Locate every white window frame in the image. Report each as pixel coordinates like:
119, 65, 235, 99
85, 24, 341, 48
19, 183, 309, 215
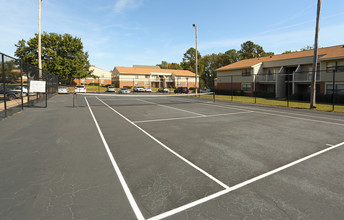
325, 83, 344, 95
241, 83, 251, 93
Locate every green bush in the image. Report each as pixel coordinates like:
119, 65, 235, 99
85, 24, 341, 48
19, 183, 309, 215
88, 82, 99, 86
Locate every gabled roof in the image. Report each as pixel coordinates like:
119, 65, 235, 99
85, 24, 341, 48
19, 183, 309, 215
216, 45, 344, 72
115, 66, 196, 76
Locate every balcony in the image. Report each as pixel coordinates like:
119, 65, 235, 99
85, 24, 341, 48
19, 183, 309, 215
294, 71, 320, 82
256, 74, 276, 82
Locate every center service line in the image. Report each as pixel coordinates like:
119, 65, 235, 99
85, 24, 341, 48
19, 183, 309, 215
148, 141, 344, 220
85, 97, 145, 220
96, 97, 230, 190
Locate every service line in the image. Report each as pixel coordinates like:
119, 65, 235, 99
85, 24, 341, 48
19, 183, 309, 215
136, 98, 206, 117
133, 111, 254, 124
96, 97, 229, 190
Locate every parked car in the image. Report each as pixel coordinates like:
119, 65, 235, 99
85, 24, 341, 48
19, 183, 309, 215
107, 86, 115, 92
145, 88, 152, 92
158, 87, 169, 93
0, 87, 21, 101
200, 89, 211, 93
7, 85, 28, 96
74, 85, 86, 93
119, 87, 130, 94
174, 87, 189, 94
58, 86, 69, 94
133, 86, 145, 92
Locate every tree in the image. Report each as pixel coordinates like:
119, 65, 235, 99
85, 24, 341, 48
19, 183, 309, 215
0, 60, 20, 85
181, 47, 201, 73
238, 41, 274, 60
15, 32, 92, 84
157, 61, 182, 70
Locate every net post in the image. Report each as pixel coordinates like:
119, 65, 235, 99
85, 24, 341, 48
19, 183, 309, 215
213, 91, 215, 102
73, 92, 76, 108
332, 69, 335, 111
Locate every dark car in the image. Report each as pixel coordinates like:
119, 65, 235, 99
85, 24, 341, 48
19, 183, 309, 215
174, 87, 189, 94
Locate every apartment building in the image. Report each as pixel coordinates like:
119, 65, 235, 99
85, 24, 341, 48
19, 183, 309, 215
74, 65, 112, 86
112, 65, 199, 89
216, 45, 344, 98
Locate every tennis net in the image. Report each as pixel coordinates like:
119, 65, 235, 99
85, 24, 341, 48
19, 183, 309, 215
73, 92, 215, 108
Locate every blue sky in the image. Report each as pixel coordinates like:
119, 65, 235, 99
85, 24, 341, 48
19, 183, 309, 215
1, 0, 344, 71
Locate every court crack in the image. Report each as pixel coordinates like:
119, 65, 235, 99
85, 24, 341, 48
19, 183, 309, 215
256, 192, 292, 220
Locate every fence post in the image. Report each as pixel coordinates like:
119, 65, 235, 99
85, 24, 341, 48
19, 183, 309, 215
2, 54, 7, 117
20, 60, 24, 110
332, 69, 335, 111
286, 73, 289, 107
231, 75, 233, 102
254, 75, 257, 104
45, 76, 48, 108
73, 92, 76, 108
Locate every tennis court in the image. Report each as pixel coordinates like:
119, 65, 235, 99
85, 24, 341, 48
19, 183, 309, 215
77, 93, 344, 219
1, 93, 344, 219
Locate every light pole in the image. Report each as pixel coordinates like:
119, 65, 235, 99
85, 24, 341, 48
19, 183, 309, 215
38, 0, 42, 79
193, 24, 198, 96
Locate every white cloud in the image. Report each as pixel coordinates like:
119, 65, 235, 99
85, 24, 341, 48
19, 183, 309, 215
114, 0, 143, 14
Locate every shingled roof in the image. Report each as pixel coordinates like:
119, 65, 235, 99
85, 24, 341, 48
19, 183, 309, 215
115, 66, 196, 76
216, 45, 344, 72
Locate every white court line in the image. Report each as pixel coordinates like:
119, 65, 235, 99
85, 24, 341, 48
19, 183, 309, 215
148, 141, 344, 220
133, 111, 254, 124
202, 102, 344, 123
84, 97, 145, 220
201, 103, 344, 126
137, 99, 206, 117
96, 97, 229, 190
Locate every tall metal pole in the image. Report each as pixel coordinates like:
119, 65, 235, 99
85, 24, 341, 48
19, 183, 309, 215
310, 0, 322, 109
193, 24, 198, 96
38, 0, 42, 79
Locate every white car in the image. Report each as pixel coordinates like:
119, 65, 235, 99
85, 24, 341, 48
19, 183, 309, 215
145, 88, 152, 92
74, 85, 87, 93
133, 86, 145, 92
7, 85, 28, 96
58, 86, 69, 94
107, 86, 115, 92
119, 87, 130, 94
158, 87, 169, 93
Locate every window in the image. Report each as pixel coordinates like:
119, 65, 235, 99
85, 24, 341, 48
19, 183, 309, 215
135, 75, 139, 79
145, 80, 150, 86
101, 79, 104, 84
242, 69, 251, 76
145, 75, 150, 78
135, 81, 139, 86
326, 84, 344, 95
327, 61, 344, 72
177, 77, 181, 86
242, 83, 251, 93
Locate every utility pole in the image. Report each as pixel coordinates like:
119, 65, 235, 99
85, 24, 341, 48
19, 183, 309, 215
310, 0, 322, 109
193, 24, 198, 96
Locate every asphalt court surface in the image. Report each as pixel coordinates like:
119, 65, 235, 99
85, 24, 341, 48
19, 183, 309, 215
82, 94, 344, 219
1, 94, 344, 220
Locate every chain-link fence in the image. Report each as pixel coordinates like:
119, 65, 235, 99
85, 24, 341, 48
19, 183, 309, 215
0, 52, 58, 119
215, 70, 344, 111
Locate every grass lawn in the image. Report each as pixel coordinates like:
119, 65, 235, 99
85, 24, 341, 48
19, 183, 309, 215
213, 95, 344, 113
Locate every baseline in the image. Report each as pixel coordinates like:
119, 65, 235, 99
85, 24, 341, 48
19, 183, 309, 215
148, 141, 344, 220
